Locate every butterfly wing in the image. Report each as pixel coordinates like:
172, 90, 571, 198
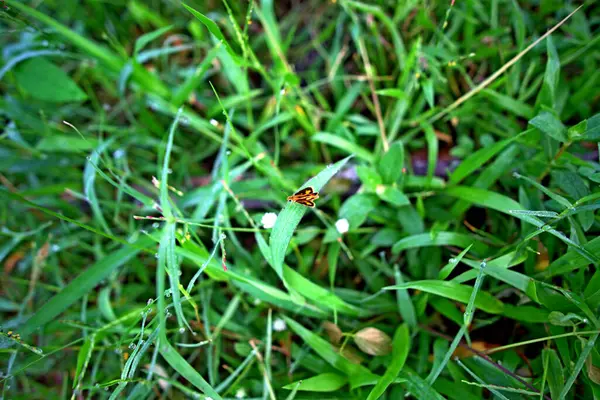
294, 187, 315, 196
294, 198, 315, 208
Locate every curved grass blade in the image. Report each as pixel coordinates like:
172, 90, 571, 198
392, 232, 487, 255
269, 155, 352, 279
366, 324, 410, 400
19, 236, 153, 337
283, 372, 348, 392
384, 280, 503, 314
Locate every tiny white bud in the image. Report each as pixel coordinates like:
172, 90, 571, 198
273, 318, 287, 332
261, 212, 278, 229
335, 218, 349, 234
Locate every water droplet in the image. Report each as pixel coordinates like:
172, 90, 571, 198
226, 151, 231, 155
129, 343, 136, 349
154, 253, 159, 259
449, 258, 456, 263
165, 289, 172, 297
167, 168, 172, 174
51, 244, 60, 252
480, 260, 487, 268
152, 222, 160, 228
147, 298, 153, 305
179, 327, 185, 334
86, 156, 91, 161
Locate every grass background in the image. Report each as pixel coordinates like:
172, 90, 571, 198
1, 1, 600, 399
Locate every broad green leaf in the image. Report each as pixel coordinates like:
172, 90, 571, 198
366, 324, 410, 400
15, 58, 87, 103
269, 155, 352, 278
283, 373, 348, 392
377, 185, 410, 207
339, 193, 378, 229
377, 141, 405, 184
356, 165, 383, 190
529, 111, 567, 142
385, 280, 504, 314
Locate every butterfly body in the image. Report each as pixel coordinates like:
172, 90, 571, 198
287, 187, 319, 208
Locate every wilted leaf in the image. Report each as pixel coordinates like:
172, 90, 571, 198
323, 321, 343, 345
354, 327, 392, 356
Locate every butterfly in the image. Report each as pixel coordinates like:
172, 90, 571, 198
287, 186, 319, 208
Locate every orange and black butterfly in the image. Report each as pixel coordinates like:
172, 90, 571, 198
287, 186, 319, 208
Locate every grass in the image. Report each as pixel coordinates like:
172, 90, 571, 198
1, 1, 600, 399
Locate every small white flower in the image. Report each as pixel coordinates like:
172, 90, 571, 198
113, 149, 125, 159
210, 118, 219, 127
235, 388, 246, 398
335, 218, 349, 234
273, 318, 287, 332
261, 212, 278, 229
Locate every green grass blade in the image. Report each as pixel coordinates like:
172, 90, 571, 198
269, 155, 352, 279
392, 232, 487, 255
366, 324, 410, 400
19, 236, 152, 337
312, 133, 374, 162
385, 280, 503, 314
283, 372, 348, 392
